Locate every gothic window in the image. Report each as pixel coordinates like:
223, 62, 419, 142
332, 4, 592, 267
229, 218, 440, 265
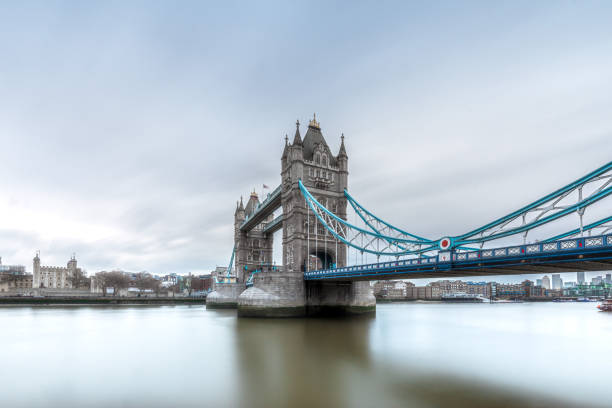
309, 168, 312, 177
317, 224, 326, 235
322, 154, 327, 167
315, 169, 319, 178
315, 153, 320, 165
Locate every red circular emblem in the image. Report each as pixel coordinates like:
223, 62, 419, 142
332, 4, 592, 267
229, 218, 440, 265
439, 237, 452, 250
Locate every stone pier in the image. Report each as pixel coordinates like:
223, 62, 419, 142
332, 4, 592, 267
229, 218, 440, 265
206, 282, 243, 309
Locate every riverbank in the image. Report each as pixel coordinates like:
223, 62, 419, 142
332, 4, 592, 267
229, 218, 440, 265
0, 296, 206, 306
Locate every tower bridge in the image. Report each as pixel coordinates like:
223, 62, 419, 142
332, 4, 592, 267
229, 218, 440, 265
207, 115, 612, 317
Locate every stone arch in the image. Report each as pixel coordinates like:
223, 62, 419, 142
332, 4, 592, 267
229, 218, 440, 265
306, 248, 335, 270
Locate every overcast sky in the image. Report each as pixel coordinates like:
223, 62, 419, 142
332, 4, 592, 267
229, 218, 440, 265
1, 1, 610, 283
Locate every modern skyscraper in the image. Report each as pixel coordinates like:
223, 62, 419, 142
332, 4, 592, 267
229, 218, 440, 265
536, 279, 542, 287
577, 271, 585, 284
552, 274, 563, 290
542, 275, 551, 290
606, 274, 611, 284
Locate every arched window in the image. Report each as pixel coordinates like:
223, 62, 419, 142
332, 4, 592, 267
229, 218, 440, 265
322, 154, 327, 167
315, 153, 320, 165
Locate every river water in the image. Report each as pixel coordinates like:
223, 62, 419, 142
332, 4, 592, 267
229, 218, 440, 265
1, 302, 611, 408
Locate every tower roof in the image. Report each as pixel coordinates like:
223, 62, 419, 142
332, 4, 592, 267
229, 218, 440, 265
245, 190, 260, 216
302, 114, 337, 165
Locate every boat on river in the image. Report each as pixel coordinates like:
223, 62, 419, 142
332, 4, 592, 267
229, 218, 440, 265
597, 299, 612, 312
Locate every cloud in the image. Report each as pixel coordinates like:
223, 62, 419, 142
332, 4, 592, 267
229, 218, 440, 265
0, 1, 610, 282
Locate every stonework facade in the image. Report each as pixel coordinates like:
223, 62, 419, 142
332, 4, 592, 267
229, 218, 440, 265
281, 115, 348, 273
32, 253, 81, 289
234, 192, 274, 283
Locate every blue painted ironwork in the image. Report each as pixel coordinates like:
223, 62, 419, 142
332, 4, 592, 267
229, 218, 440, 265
299, 180, 434, 257
452, 161, 612, 246
543, 215, 612, 243
344, 189, 431, 242
299, 161, 611, 260
304, 234, 612, 280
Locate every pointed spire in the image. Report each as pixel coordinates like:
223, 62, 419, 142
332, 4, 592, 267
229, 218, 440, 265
292, 119, 302, 145
338, 133, 347, 157
282, 134, 289, 158
239, 196, 244, 211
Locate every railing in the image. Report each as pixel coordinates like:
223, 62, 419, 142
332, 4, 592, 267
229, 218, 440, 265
304, 234, 612, 279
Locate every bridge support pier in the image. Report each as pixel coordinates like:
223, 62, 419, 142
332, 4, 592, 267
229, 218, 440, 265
237, 271, 306, 317
306, 281, 376, 316
206, 282, 244, 309
236, 271, 375, 317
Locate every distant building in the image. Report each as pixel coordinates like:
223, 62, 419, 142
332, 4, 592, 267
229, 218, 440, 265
577, 271, 585, 284
564, 282, 611, 298
373, 280, 412, 298
542, 275, 551, 290
606, 274, 612, 285
0, 274, 33, 292
191, 274, 213, 292
592, 276, 603, 285
429, 280, 466, 295
536, 279, 542, 287
33, 253, 82, 289
552, 274, 563, 290
0, 257, 26, 275
211, 266, 232, 283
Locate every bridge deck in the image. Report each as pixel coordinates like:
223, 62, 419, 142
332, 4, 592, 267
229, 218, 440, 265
304, 234, 612, 281
240, 185, 282, 232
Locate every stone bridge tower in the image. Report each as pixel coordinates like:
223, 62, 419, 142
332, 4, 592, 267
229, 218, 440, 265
234, 192, 274, 283
281, 115, 348, 274
236, 115, 375, 317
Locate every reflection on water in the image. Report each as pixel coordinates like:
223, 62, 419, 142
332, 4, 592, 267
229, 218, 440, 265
0, 303, 610, 407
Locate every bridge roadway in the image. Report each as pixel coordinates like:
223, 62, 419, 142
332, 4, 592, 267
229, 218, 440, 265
304, 234, 612, 281
240, 185, 282, 232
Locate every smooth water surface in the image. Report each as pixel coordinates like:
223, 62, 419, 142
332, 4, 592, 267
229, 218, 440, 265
1, 302, 611, 408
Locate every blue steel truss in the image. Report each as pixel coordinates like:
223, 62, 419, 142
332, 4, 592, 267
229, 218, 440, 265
299, 180, 435, 258
453, 161, 612, 247
299, 161, 612, 258
305, 234, 612, 281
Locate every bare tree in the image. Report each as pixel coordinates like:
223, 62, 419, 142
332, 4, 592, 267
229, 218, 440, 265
67, 269, 89, 290
95, 271, 130, 296
133, 274, 161, 295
